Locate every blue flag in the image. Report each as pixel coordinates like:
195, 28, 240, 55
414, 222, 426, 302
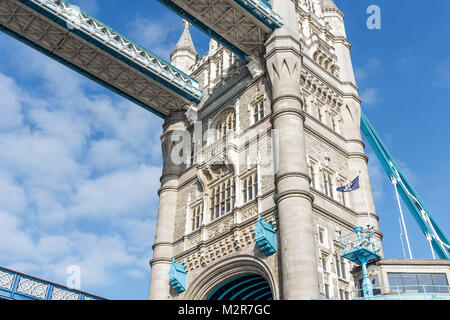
336, 176, 360, 192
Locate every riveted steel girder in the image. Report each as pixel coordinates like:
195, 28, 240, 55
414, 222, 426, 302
0, 0, 202, 118
157, 0, 283, 59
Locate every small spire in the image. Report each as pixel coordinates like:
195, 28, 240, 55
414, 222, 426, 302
173, 19, 197, 55
170, 19, 198, 73
321, 0, 337, 10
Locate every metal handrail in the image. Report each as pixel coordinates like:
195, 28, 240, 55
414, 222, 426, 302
29, 0, 202, 100
350, 285, 450, 300
337, 229, 382, 255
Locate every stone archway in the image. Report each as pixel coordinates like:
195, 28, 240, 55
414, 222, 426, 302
184, 255, 278, 300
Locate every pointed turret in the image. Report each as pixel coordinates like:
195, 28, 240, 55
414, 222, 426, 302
321, 0, 346, 37
321, 0, 338, 11
170, 20, 198, 74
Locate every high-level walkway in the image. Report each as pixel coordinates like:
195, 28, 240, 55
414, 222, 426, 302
0, 0, 202, 118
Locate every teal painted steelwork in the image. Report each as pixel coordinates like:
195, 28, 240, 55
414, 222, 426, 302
242, 285, 270, 300
361, 112, 450, 260
205, 274, 249, 300
232, 0, 283, 30
254, 291, 272, 300
156, 0, 283, 59
206, 274, 273, 300
156, 0, 248, 60
254, 216, 277, 256
220, 277, 262, 300
0, 24, 167, 119
337, 226, 382, 298
0, 266, 104, 300
168, 258, 187, 293
228, 281, 267, 300
351, 285, 450, 300
3, 0, 201, 118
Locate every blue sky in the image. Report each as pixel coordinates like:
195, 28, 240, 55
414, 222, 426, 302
0, 0, 448, 299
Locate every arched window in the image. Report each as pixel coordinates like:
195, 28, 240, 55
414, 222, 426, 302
242, 172, 258, 204
213, 110, 236, 141
251, 98, 265, 124
323, 170, 334, 199
191, 204, 203, 231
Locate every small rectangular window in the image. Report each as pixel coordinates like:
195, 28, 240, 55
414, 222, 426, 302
191, 204, 203, 231
321, 253, 328, 272
252, 99, 265, 124
309, 164, 316, 189
323, 171, 334, 198
334, 254, 341, 278
242, 173, 258, 204
324, 284, 330, 299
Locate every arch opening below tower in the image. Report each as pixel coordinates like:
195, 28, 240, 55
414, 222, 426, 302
206, 274, 273, 301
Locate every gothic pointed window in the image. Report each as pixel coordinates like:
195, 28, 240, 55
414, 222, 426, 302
308, 160, 317, 189
191, 204, 203, 231
323, 170, 334, 199
213, 110, 236, 141
242, 172, 258, 204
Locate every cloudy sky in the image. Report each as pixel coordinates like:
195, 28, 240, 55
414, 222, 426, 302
0, 0, 449, 299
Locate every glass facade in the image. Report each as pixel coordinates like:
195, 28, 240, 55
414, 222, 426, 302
387, 273, 449, 293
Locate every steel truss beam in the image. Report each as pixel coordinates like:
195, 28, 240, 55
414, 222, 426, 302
0, 0, 202, 118
157, 0, 283, 59
361, 112, 450, 260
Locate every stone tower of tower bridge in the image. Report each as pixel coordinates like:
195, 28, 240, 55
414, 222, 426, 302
148, 0, 382, 300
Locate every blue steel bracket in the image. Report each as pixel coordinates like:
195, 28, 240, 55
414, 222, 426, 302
168, 258, 187, 294
254, 216, 277, 256
361, 112, 450, 260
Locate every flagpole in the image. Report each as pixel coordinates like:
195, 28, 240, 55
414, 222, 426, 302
359, 170, 373, 229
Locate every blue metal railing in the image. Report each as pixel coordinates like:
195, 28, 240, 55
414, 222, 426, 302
0, 266, 104, 300
20, 0, 202, 103
351, 285, 450, 300
337, 228, 382, 258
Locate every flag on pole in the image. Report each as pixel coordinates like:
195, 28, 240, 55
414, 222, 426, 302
336, 176, 360, 192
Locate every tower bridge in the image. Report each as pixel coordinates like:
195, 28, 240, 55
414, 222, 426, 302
0, 0, 449, 301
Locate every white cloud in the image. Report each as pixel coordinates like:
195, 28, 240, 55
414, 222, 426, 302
127, 16, 183, 60
355, 58, 381, 83
433, 59, 450, 88
360, 87, 379, 106
0, 172, 27, 214
68, 165, 161, 218
367, 152, 386, 203
0, 73, 23, 130
70, 0, 99, 15
0, 35, 164, 297
87, 139, 137, 172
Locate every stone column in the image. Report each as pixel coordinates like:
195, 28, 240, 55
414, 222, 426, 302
149, 110, 187, 300
265, 0, 320, 300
